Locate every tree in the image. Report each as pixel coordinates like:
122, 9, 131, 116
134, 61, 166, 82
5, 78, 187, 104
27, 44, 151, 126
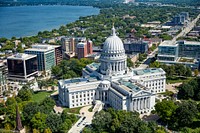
5, 97, 16, 106
51, 65, 62, 77
46, 113, 62, 132
194, 69, 199, 77
150, 61, 160, 68
177, 83, 194, 100
185, 67, 192, 77
175, 64, 186, 76
31, 112, 47, 132
44, 128, 52, 133
40, 97, 55, 114
155, 100, 177, 123
61, 109, 77, 123
23, 102, 40, 123
92, 111, 112, 132
0, 103, 5, 115
17, 87, 32, 101
127, 58, 133, 67
33, 129, 40, 133
174, 101, 198, 127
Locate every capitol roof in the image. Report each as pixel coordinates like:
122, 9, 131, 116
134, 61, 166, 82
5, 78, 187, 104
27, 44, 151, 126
102, 26, 125, 54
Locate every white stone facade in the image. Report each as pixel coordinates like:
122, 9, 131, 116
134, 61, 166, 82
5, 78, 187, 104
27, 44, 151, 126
132, 68, 166, 93
58, 27, 165, 114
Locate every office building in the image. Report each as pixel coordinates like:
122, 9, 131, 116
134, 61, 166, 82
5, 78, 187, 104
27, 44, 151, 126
167, 12, 189, 26
25, 45, 55, 71
51, 45, 63, 65
77, 42, 87, 59
0, 61, 7, 97
59, 27, 166, 114
124, 39, 149, 53
77, 41, 93, 59
157, 40, 200, 70
7, 53, 38, 81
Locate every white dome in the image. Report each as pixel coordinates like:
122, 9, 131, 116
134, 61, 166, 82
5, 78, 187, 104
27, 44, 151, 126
102, 27, 125, 54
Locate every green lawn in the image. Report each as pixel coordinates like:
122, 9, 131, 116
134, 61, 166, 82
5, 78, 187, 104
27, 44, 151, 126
64, 107, 82, 114
31, 91, 53, 103
167, 76, 193, 84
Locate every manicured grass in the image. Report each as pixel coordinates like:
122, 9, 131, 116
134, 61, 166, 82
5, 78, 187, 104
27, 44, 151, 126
167, 76, 193, 84
31, 91, 53, 103
64, 107, 82, 114
88, 106, 93, 112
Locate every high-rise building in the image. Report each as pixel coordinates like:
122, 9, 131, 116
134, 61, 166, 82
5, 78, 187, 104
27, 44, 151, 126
7, 53, 38, 81
51, 45, 63, 65
0, 61, 7, 97
87, 40, 93, 55
25, 45, 55, 71
61, 37, 75, 53
77, 42, 87, 59
77, 40, 93, 59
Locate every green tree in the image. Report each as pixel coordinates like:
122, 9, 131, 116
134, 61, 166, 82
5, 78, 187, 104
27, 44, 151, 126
23, 102, 40, 123
127, 58, 133, 67
174, 101, 198, 127
92, 111, 112, 132
46, 113, 62, 132
5, 97, 16, 106
194, 69, 199, 77
155, 100, 177, 123
177, 83, 194, 100
31, 112, 47, 132
17, 87, 32, 101
185, 67, 192, 77
39, 97, 55, 114
44, 128, 52, 133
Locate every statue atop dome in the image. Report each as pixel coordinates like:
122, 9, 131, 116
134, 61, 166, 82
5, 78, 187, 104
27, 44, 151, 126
112, 23, 116, 36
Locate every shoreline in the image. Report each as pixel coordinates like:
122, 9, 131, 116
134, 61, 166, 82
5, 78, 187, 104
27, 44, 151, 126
0, 5, 100, 39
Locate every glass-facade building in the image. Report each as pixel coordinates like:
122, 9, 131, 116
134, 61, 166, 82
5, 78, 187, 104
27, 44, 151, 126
157, 44, 178, 61
178, 41, 200, 59
25, 45, 55, 71
157, 40, 200, 70
7, 54, 38, 81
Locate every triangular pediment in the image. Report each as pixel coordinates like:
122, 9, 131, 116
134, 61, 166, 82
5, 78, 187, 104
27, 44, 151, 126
132, 90, 152, 97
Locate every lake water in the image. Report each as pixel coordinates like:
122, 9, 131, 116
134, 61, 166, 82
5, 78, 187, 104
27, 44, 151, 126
0, 5, 99, 38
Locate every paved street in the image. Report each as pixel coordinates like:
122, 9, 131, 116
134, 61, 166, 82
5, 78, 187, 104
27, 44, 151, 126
68, 105, 95, 133
138, 48, 158, 68
172, 13, 200, 42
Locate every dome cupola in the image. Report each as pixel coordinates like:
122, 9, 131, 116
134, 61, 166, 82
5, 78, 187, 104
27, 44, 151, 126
103, 26, 125, 54
99, 26, 127, 76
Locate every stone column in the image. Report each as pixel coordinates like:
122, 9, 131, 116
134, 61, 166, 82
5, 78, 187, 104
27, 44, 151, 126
140, 98, 143, 110
137, 99, 140, 110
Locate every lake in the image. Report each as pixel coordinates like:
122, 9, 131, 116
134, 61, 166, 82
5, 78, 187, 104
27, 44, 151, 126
0, 5, 99, 38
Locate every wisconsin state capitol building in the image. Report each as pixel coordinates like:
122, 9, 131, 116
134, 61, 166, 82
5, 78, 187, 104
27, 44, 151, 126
58, 27, 166, 114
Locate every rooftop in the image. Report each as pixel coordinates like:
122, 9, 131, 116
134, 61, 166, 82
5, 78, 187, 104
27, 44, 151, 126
61, 77, 98, 86
178, 40, 200, 45
118, 80, 141, 93
178, 57, 195, 63
25, 44, 55, 52
132, 68, 164, 76
159, 40, 176, 46
7, 53, 36, 60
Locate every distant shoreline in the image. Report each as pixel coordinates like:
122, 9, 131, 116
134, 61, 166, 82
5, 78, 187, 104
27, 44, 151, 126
0, 5, 100, 39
